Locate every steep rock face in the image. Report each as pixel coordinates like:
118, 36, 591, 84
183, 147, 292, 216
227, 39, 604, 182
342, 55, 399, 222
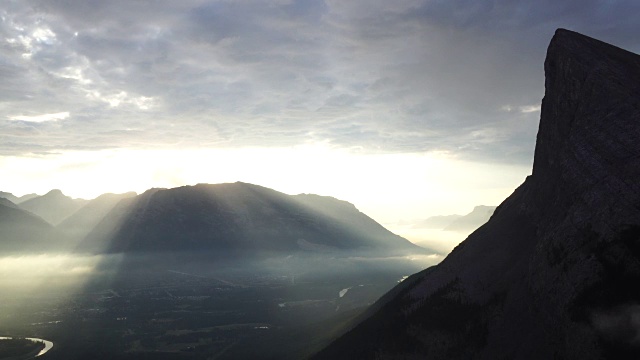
79, 182, 421, 256
314, 29, 640, 359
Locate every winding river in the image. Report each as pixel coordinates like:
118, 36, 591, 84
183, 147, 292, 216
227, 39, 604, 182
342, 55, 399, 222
0, 336, 53, 358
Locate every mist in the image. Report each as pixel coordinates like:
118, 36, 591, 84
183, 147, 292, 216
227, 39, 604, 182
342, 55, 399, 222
0, 248, 431, 359
0, 182, 438, 359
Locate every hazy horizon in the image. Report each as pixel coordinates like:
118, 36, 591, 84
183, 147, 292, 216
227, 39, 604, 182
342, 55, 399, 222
0, 176, 503, 253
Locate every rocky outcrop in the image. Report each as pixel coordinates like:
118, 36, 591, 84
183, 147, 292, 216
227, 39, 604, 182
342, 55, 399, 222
314, 29, 640, 359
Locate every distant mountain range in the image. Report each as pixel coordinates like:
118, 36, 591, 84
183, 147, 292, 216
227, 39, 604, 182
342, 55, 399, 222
0, 184, 424, 257
54, 192, 137, 247
0, 191, 38, 204
0, 190, 131, 253
417, 205, 496, 231
19, 189, 88, 225
314, 29, 640, 359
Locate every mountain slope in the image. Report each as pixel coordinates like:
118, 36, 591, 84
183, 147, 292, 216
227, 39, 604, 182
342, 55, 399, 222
54, 192, 137, 248
0, 197, 19, 209
314, 29, 640, 359
0, 192, 38, 204
79, 182, 422, 256
19, 190, 88, 225
0, 192, 20, 204
16, 193, 39, 203
0, 198, 53, 253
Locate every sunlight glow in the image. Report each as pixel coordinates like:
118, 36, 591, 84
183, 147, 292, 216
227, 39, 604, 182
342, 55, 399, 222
0, 254, 104, 293
0, 145, 529, 240
8, 112, 70, 122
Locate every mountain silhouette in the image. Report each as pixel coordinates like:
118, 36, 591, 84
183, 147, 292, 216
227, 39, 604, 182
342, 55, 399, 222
443, 205, 496, 232
19, 190, 88, 225
0, 191, 39, 204
417, 205, 496, 231
314, 29, 640, 359
54, 192, 137, 248
0, 191, 19, 203
78, 182, 423, 256
0, 197, 52, 253
415, 214, 462, 229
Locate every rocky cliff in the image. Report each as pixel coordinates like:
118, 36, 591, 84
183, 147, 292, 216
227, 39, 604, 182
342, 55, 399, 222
314, 29, 640, 359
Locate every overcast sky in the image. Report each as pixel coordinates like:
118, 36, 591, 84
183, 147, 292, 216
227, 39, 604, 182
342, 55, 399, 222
1, 0, 640, 244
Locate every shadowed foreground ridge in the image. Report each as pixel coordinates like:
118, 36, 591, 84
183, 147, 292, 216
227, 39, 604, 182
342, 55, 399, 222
314, 29, 640, 359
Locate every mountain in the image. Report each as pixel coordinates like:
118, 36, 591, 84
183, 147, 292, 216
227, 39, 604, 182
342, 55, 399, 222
0, 197, 53, 253
0, 191, 19, 204
19, 190, 88, 225
54, 192, 137, 247
0, 197, 18, 209
415, 206, 496, 231
443, 205, 496, 232
79, 182, 423, 256
0, 191, 38, 204
16, 193, 39, 203
414, 214, 462, 229
314, 29, 640, 359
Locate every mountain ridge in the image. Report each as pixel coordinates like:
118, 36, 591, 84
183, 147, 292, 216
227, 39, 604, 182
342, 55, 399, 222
0, 191, 39, 204
19, 189, 88, 225
77, 182, 424, 257
442, 205, 496, 232
53, 192, 137, 248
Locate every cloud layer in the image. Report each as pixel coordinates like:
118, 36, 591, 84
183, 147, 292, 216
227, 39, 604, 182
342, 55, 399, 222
1, 0, 639, 163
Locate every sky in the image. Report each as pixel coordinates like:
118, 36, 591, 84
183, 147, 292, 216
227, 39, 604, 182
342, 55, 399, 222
1, 0, 640, 246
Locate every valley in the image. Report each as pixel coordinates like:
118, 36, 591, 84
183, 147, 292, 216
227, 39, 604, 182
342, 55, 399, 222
1, 255, 419, 359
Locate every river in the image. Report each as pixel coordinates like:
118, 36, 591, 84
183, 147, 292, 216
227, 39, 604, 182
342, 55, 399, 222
0, 336, 53, 357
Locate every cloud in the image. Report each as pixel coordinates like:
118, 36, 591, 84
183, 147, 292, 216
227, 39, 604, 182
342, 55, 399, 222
519, 105, 541, 113
9, 112, 70, 122
0, 1, 638, 163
